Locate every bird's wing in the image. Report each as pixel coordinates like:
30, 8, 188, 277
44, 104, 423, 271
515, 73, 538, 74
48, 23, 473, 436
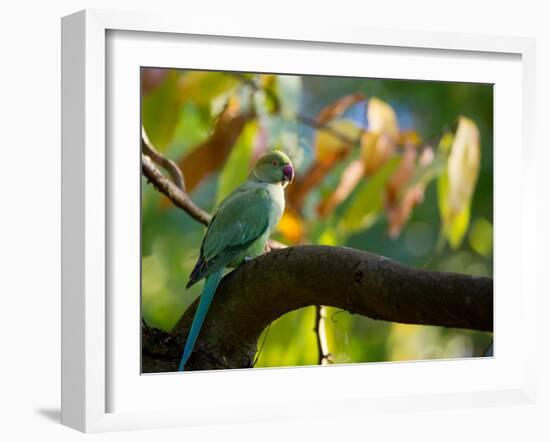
187, 186, 271, 286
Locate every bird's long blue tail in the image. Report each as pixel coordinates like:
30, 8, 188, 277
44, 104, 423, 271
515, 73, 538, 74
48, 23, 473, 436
178, 269, 223, 371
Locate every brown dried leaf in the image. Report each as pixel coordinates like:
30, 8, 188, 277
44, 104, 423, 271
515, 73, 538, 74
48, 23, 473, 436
360, 98, 400, 176
316, 160, 365, 217
387, 185, 425, 239
385, 145, 417, 206
176, 98, 251, 192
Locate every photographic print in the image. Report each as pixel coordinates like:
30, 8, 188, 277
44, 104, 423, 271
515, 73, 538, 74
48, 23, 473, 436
140, 68, 493, 373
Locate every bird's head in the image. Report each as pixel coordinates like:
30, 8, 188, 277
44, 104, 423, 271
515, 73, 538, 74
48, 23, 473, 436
252, 151, 294, 188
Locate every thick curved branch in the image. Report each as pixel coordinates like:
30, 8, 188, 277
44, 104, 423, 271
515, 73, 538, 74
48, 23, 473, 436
142, 245, 493, 373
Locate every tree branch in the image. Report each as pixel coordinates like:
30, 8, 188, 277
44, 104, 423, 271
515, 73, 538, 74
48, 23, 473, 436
142, 245, 493, 373
142, 153, 212, 226
141, 127, 186, 191
314, 305, 331, 365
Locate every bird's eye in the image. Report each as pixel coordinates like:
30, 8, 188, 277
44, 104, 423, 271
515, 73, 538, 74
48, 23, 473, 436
272, 160, 279, 166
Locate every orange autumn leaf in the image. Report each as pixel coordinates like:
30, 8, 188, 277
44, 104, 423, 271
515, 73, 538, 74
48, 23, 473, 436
316, 160, 365, 217
386, 145, 417, 206
177, 96, 251, 192
277, 209, 305, 244
385, 145, 436, 238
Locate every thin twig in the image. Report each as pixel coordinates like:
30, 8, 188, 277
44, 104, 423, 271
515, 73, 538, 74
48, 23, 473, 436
141, 127, 186, 191
252, 324, 272, 366
314, 305, 331, 365
141, 153, 212, 226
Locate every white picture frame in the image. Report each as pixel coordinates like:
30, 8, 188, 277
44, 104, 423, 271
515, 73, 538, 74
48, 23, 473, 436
61, 9, 537, 433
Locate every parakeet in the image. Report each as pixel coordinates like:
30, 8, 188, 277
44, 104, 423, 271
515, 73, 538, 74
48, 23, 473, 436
178, 150, 294, 371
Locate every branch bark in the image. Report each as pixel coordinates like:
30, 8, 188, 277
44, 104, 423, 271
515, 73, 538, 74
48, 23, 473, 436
142, 153, 212, 226
142, 245, 493, 373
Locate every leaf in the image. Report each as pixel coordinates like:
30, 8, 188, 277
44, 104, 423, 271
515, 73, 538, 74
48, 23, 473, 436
437, 166, 470, 249
276, 209, 305, 244
215, 122, 257, 204
316, 119, 362, 163
447, 116, 481, 215
468, 218, 493, 257
177, 96, 251, 192
367, 97, 399, 136
339, 157, 401, 233
169, 103, 211, 158
387, 185, 425, 239
315, 93, 366, 125
360, 98, 400, 175
316, 160, 365, 217
406, 147, 445, 190
385, 146, 441, 238
437, 117, 481, 249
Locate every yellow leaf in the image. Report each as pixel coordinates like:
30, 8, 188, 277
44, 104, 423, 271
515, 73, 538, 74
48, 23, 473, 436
447, 116, 481, 215
367, 97, 399, 137
437, 117, 481, 249
315, 119, 362, 163
277, 210, 305, 244
358, 98, 400, 175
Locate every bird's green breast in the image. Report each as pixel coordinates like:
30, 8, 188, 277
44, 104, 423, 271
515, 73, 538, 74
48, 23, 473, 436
229, 182, 285, 267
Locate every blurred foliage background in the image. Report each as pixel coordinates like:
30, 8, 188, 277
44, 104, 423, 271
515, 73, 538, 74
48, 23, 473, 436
141, 68, 493, 368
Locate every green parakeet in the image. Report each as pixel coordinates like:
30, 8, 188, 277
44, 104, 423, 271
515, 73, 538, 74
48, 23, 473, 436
179, 150, 294, 371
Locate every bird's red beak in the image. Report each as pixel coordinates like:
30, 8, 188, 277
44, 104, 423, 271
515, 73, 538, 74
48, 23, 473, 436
282, 164, 294, 183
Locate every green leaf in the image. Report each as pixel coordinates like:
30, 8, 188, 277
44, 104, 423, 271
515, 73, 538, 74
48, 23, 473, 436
438, 132, 454, 153
338, 157, 401, 233
168, 103, 210, 158
468, 217, 493, 257
215, 122, 257, 204
437, 166, 471, 250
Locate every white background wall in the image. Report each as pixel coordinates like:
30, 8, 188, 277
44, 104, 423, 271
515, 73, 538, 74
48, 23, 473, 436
0, 1, 547, 440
